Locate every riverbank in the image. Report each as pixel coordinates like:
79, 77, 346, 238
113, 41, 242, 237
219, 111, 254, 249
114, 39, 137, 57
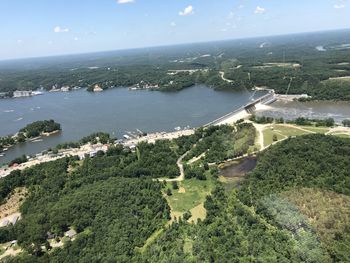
0, 86, 349, 172
0, 128, 196, 178
0, 86, 266, 164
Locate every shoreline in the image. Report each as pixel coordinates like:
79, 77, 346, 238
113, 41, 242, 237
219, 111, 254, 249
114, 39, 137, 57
0, 129, 61, 155
0, 88, 349, 175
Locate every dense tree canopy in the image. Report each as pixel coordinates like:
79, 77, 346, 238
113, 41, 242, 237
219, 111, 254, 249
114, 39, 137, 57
0, 130, 349, 262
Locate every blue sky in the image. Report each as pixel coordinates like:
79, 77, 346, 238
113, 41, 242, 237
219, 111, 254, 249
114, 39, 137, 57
0, 0, 349, 60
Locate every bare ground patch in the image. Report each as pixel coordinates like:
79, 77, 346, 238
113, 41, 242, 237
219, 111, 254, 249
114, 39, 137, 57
0, 187, 27, 220
178, 187, 186, 193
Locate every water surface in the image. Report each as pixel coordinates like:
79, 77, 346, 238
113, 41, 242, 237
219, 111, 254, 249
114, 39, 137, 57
258, 100, 350, 123
0, 85, 265, 164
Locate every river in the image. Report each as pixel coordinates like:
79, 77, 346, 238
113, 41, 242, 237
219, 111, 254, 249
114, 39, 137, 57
257, 99, 350, 123
0, 85, 266, 164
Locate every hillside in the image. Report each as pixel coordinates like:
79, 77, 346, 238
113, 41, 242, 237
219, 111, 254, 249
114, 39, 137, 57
1, 30, 350, 100
0, 131, 349, 262
139, 134, 350, 262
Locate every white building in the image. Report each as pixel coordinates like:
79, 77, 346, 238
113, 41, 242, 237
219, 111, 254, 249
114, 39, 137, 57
13, 90, 32, 98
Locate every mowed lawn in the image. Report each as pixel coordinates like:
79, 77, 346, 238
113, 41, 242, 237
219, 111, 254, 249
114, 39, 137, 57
262, 128, 286, 147
165, 177, 215, 222
331, 133, 350, 139
301, 126, 330, 134
263, 124, 316, 147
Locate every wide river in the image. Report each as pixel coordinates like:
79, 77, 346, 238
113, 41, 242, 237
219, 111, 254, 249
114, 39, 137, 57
1, 86, 350, 165
0, 85, 266, 164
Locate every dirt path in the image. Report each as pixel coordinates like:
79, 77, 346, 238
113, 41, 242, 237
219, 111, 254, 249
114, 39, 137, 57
163, 151, 190, 182
187, 152, 206, 164
219, 71, 234, 83
326, 126, 350, 135
282, 124, 316, 134
250, 122, 268, 150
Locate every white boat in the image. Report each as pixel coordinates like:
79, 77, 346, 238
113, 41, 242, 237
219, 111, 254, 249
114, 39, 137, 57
32, 91, 44, 96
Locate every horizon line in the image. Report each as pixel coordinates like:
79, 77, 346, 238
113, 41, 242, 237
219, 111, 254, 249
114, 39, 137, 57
1, 27, 349, 63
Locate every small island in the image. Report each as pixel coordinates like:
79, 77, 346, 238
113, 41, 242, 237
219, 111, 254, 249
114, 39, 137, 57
0, 120, 61, 154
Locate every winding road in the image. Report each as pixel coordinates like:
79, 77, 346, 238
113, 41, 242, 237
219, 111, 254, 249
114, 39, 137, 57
162, 150, 189, 182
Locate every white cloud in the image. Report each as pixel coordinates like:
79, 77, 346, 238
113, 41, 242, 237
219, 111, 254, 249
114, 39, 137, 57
334, 4, 345, 9
117, 0, 134, 4
17, 39, 22, 44
228, 11, 235, 19
54, 26, 69, 33
254, 6, 266, 14
179, 5, 194, 16
74, 37, 79, 41
170, 22, 176, 27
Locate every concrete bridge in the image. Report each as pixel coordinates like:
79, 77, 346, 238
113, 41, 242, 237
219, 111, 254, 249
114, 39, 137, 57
204, 91, 276, 127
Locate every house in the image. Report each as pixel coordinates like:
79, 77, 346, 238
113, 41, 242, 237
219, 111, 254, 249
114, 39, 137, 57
65, 229, 77, 239
89, 150, 98, 158
78, 153, 86, 160
129, 145, 137, 152
47, 232, 55, 239
61, 86, 70, 92
93, 84, 103, 92
13, 90, 32, 98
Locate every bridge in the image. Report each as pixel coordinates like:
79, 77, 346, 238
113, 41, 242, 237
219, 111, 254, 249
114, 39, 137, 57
204, 91, 276, 127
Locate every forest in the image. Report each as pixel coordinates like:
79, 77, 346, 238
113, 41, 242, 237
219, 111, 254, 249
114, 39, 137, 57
0, 29, 350, 100
19, 120, 61, 138
0, 127, 349, 262
138, 134, 350, 263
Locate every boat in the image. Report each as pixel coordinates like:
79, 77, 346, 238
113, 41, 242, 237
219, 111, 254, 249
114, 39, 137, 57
32, 91, 44, 96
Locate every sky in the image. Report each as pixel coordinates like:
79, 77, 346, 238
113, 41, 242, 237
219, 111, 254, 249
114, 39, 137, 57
0, 0, 349, 60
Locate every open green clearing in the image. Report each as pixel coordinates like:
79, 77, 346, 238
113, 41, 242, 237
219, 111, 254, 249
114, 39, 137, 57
300, 126, 330, 134
262, 127, 286, 147
332, 133, 350, 138
273, 124, 312, 136
165, 176, 216, 219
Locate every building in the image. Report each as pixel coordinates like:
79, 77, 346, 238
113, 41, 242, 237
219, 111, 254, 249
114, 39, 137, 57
89, 150, 98, 158
13, 90, 32, 98
61, 86, 70, 92
93, 84, 103, 92
65, 229, 77, 239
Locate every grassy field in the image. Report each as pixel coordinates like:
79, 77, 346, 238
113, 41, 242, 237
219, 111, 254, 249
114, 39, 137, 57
165, 177, 215, 222
273, 124, 312, 136
218, 176, 243, 193
301, 126, 330, 134
330, 133, 350, 138
262, 124, 322, 148
262, 127, 286, 147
